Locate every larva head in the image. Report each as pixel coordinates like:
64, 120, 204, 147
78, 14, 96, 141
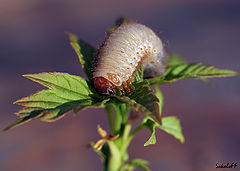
94, 77, 116, 96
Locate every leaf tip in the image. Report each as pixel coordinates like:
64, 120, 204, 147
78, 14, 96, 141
22, 74, 29, 77
66, 32, 78, 43
3, 122, 17, 131
143, 141, 155, 147
180, 137, 185, 144
22, 74, 33, 79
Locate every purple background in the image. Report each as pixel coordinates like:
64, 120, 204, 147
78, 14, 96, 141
1, 0, 239, 171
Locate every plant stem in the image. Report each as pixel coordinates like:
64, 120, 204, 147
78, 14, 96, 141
105, 105, 114, 133
122, 122, 132, 142
121, 104, 131, 124
107, 141, 121, 171
111, 104, 122, 134
103, 104, 146, 170
120, 122, 132, 162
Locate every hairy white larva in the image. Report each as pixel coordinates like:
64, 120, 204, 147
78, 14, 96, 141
93, 22, 166, 95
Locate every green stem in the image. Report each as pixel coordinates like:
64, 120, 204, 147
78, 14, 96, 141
120, 122, 132, 162
122, 122, 132, 142
107, 141, 121, 171
104, 103, 145, 170
105, 105, 114, 133
121, 104, 131, 124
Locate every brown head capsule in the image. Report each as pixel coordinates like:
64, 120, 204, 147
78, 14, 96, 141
94, 77, 116, 95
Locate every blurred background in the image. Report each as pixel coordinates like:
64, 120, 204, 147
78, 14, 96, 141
0, 0, 239, 171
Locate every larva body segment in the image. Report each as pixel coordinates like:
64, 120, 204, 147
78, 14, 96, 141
93, 23, 166, 95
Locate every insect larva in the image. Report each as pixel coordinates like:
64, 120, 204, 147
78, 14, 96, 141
93, 22, 166, 95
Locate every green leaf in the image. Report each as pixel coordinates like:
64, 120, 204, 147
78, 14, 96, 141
23, 72, 92, 99
73, 98, 110, 114
67, 32, 97, 81
5, 97, 108, 130
132, 65, 143, 83
14, 72, 93, 115
146, 62, 239, 86
40, 108, 62, 122
143, 116, 184, 145
159, 116, 185, 143
166, 54, 214, 84
115, 81, 161, 125
13, 72, 93, 109
154, 86, 163, 116
4, 72, 109, 130
4, 110, 44, 131
14, 90, 69, 108
40, 99, 102, 122
14, 107, 43, 118
129, 82, 161, 124
120, 158, 150, 171
143, 119, 156, 146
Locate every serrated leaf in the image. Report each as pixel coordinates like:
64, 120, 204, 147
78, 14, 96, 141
115, 81, 161, 125
4, 110, 44, 131
120, 158, 150, 171
4, 72, 109, 130
146, 62, 239, 85
129, 82, 161, 124
23, 72, 92, 99
67, 32, 97, 81
13, 72, 93, 109
5, 97, 108, 130
166, 54, 214, 84
159, 116, 185, 143
14, 90, 69, 108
